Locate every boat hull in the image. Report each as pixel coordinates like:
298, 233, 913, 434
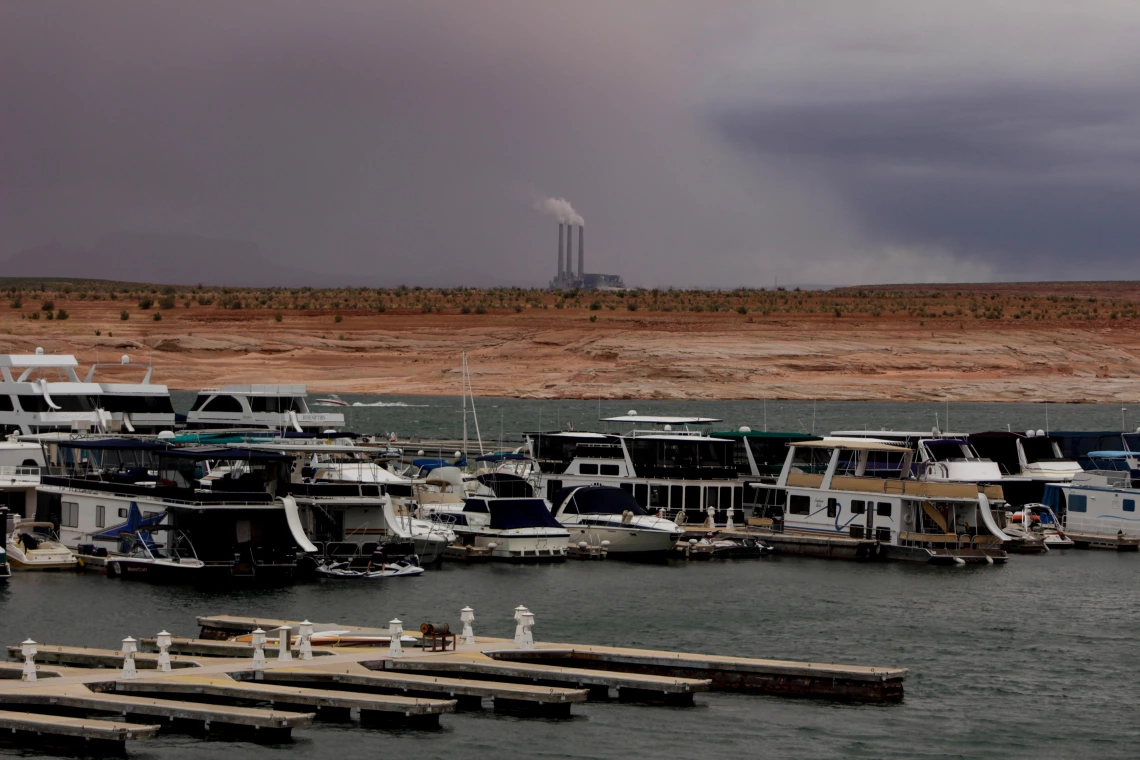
106, 558, 206, 582
464, 531, 569, 562
563, 523, 679, 556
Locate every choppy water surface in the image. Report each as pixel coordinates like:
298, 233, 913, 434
2, 398, 1138, 759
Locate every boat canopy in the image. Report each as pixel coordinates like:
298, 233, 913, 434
485, 499, 565, 530
475, 452, 529, 462
159, 447, 294, 462
601, 415, 721, 425
476, 472, 534, 498
1086, 451, 1138, 459
555, 486, 647, 516
713, 431, 821, 440
413, 456, 466, 472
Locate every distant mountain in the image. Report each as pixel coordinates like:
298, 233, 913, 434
2, 233, 329, 287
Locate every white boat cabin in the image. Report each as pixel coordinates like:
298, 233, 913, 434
186, 384, 344, 432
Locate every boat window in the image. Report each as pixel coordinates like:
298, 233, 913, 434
685, 485, 700, 510
463, 499, 490, 513
633, 483, 648, 507
62, 501, 79, 528
96, 505, 105, 528
721, 486, 733, 509
100, 395, 175, 414
1068, 494, 1087, 512
201, 395, 243, 413
566, 488, 646, 516
876, 502, 892, 517
579, 463, 598, 475
789, 494, 810, 515
249, 396, 304, 413
0, 395, 12, 412
601, 464, 620, 476
1125, 499, 1136, 513
826, 498, 838, 518
925, 441, 971, 462
851, 500, 866, 514
189, 395, 209, 411
1022, 437, 1063, 463
705, 487, 719, 509
649, 484, 668, 507
118, 508, 128, 518
670, 485, 683, 508
734, 486, 743, 509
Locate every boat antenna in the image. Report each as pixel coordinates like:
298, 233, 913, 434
1123, 405, 1128, 433
763, 399, 767, 433
466, 353, 483, 455
946, 401, 950, 432
1045, 402, 1049, 435
811, 401, 816, 434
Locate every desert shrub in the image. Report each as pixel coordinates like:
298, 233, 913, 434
120, 310, 129, 320
627, 301, 639, 311
158, 295, 176, 309
152, 312, 162, 321
41, 300, 54, 311
55, 309, 69, 320
474, 304, 487, 314
9, 298, 20, 308
275, 313, 283, 322
589, 301, 601, 311
138, 297, 153, 310
334, 314, 343, 322
737, 305, 748, 314
589, 314, 597, 322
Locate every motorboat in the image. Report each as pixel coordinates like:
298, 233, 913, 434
1001, 504, 1073, 549
551, 485, 682, 556
6, 518, 79, 570
0, 515, 9, 581
106, 527, 207, 581
313, 394, 349, 407
447, 497, 570, 562
314, 556, 424, 578
676, 532, 773, 559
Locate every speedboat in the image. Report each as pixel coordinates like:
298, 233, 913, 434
105, 527, 206, 581
6, 519, 79, 570
0, 543, 9, 581
448, 497, 570, 562
313, 394, 349, 407
315, 556, 424, 578
1002, 504, 1073, 550
551, 485, 682, 557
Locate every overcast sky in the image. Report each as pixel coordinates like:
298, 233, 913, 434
3, 1, 1139, 287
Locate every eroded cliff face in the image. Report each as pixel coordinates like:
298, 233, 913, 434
2, 301, 1138, 402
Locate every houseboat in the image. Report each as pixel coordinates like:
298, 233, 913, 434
751, 439, 1011, 564
36, 440, 315, 583
0, 351, 174, 435
527, 415, 747, 527
185, 384, 344, 432
1042, 451, 1140, 550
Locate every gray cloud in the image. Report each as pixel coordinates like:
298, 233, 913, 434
3, 1, 1139, 286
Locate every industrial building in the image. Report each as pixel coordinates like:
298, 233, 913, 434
549, 222, 625, 290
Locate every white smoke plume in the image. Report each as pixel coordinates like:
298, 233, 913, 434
534, 196, 584, 226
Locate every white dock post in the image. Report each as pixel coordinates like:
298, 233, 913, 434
298, 620, 314, 660
20, 639, 37, 682
705, 506, 715, 529
518, 609, 535, 651
513, 605, 529, 644
155, 630, 173, 673
121, 637, 138, 680
388, 619, 404, 658
251, 628, 267, 671
460, 606, 475, 645
726, 510, 735, 530
276, 626, 293, 662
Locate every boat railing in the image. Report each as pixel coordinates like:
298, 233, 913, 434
0, 465, 42, 481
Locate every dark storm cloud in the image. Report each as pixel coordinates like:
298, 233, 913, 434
4, 1, 1140, 286
717, 84, 1140, 273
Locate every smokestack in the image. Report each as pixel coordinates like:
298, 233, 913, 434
565, 224, 574, 279
577, 225, 584, 279
557, 222, 564, 279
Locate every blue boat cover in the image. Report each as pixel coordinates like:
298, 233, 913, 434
555, 486, 646, 516
92, 502, 166, 541
486, 499, 563, 530
1041, 484, 1064, 511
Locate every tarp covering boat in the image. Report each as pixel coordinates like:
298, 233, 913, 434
479, 498, 565, 530
554, 486, 647, 516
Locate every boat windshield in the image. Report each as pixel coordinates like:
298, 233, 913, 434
925, 440, 976, 462
559, 486, 647, 516
1022, 437, 1063, 463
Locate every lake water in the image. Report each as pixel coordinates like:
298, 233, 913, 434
2, 397, 1138, 758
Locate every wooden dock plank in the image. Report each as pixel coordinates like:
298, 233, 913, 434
115, 675, 455, 715
0, 684, 313, 728
0, 708, 160, 740
247, 663, 589, 704
382, 653, 710, 694
7, 644, 200, 670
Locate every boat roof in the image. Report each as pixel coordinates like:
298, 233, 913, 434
159, 446, 294, 462
794, 439, 909, 452
201, 384, 307, 395
832, 430, 966, 438
525, 431, 611, 439
627, 433, 732, 442
712, 431, 821, 440
601, 415, 722, 425
1086, 451, 1139, 459
57, 439, 171, 451
0, 354, 78, 368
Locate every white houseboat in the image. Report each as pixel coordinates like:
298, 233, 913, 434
751, 439, 1012, 564
186, 384, 344, 432
1042, 451, 1140, 550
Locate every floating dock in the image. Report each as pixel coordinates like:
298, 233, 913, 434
1065, 531, 1140, 551
1, 607, 908, 755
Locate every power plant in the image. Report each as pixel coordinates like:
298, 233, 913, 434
549, 221, 625, 291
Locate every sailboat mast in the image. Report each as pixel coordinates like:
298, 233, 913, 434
461, 352, 468, 460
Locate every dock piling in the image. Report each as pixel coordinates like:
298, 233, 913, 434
155, 631, 172, 673
19, 640, 36, 682
388, 620, 404, 658
276, 626, 292, 662
251, 628, 267, 671
120, 638, 137, 680
460, 607, 475, 645
298, 621, 314, 660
